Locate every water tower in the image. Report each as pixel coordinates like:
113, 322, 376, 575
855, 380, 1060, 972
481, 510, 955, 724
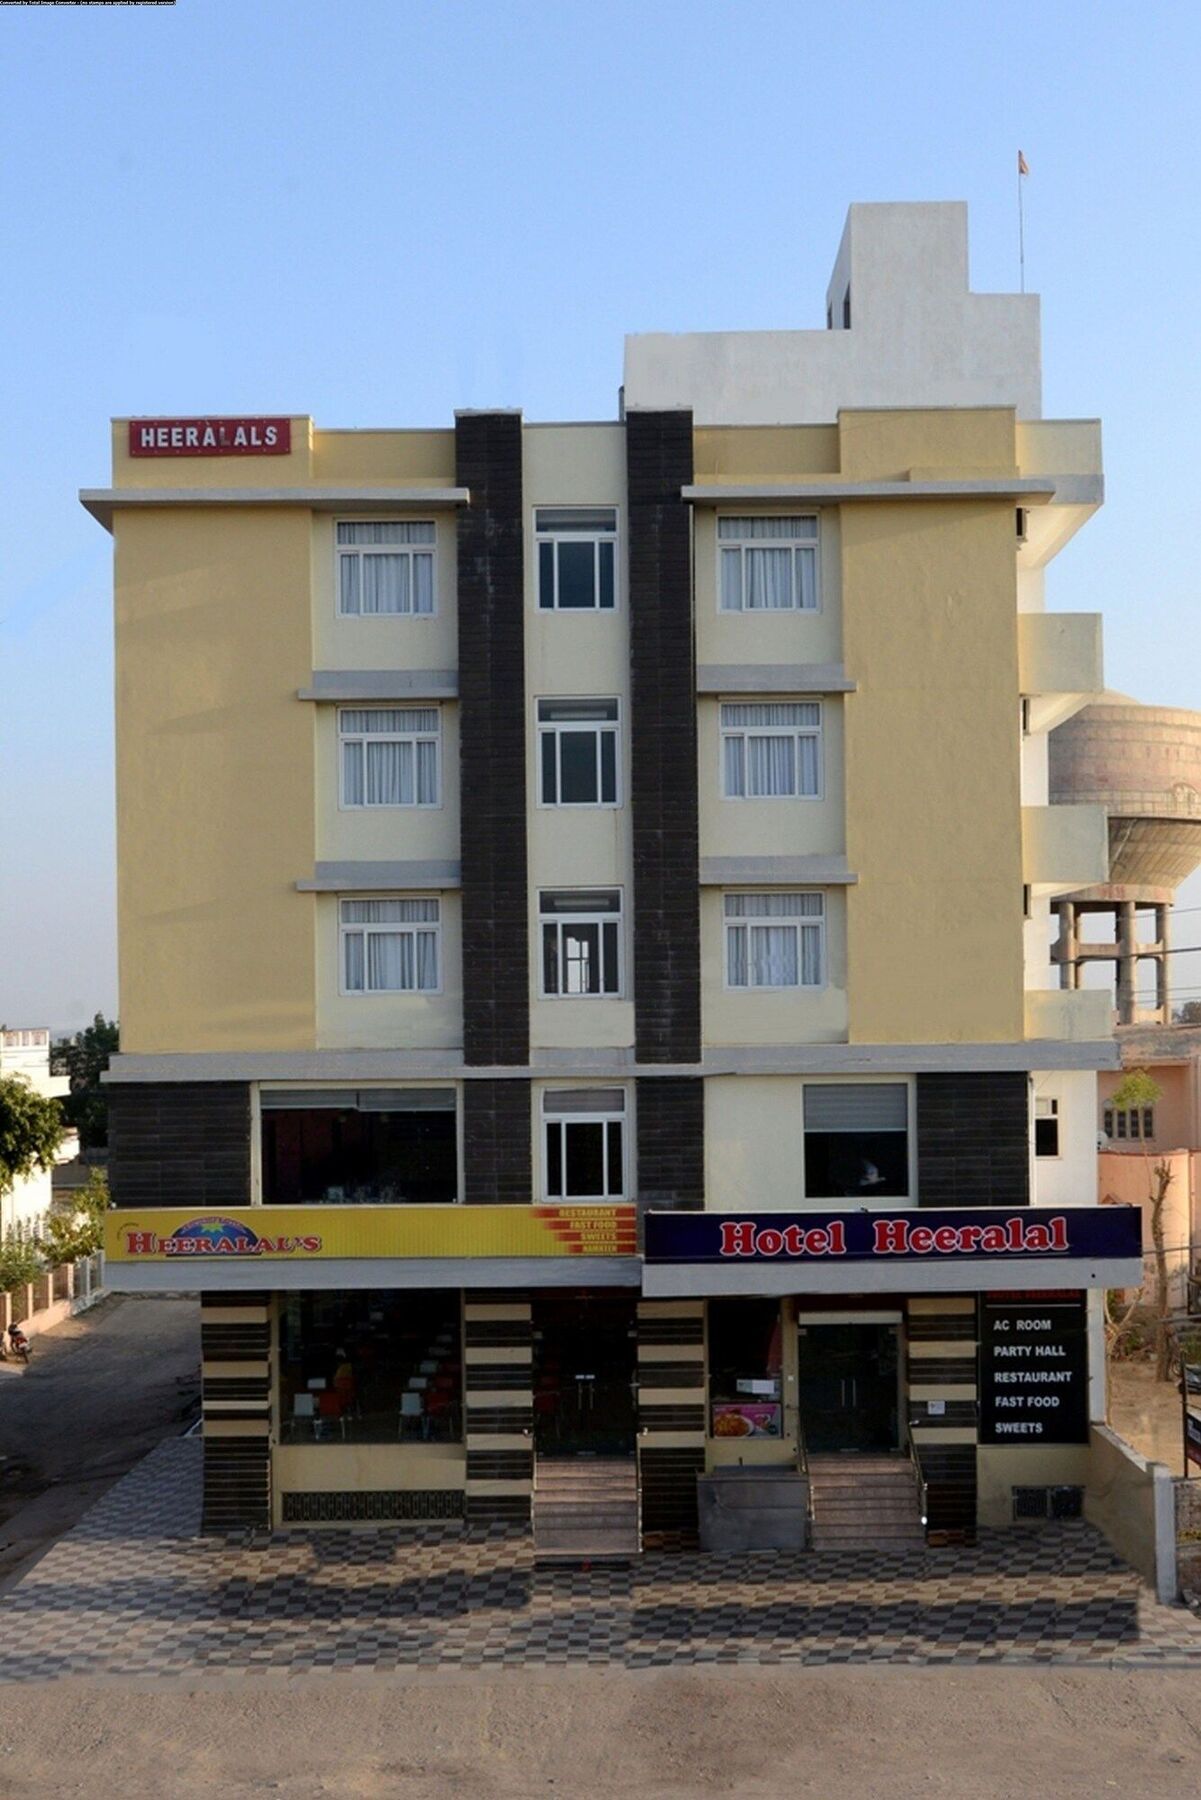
1048, 696, 1201, 1023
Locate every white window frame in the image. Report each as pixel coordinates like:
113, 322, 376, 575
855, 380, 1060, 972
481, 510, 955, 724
338, 707, 442, 811
717, 514, 820, 614
723, 892, 826, 991
538, 890, 623, 999
536, 698, 621, 809
535, 506, 620, 612
720, 701, 824, 802
541, 1089, 628, 1203
338, 896, 442, 997
335, 520, 437, 618
798, 1076, 916, 1207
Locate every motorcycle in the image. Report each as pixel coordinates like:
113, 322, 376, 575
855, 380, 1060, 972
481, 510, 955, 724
0, 1322, 30, 1365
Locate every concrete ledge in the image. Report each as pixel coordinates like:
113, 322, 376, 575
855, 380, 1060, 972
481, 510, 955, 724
682, 479, 1055, 504
80, 486, 469, 530
296, 861, 461, 892
102, 1039, 1122, 1083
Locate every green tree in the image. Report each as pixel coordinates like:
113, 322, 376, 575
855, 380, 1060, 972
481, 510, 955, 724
50, 1014, 119, 1150
44, 1168, 109, 1264
0, 1072, 66, 1198
1109, 1068, 1175, 1381
1175, 1000, 1201, 1026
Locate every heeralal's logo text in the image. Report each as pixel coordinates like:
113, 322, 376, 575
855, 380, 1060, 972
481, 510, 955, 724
717, 1215, 1070, 1260
128, 418, 291, 457
123, 1215, 321, 1257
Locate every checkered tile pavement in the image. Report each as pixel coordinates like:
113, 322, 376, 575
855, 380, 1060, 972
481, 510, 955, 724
6, 1438, 1201, 1679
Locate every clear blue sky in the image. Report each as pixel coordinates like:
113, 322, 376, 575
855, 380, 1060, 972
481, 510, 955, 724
1, 0, 1199, 1032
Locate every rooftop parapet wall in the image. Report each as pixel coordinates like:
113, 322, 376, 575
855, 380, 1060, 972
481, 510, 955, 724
110, 419, 456, 491
625, 201, 1042, 425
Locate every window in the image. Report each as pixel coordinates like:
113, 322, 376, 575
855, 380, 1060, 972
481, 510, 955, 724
721, 702, 822, 799
536, 507, 617, 611
537, 698, 620, 805
543, 1088, 626, 1202
279, 1290, 461, 1444
339, 708, 440, 808
1035, 1096, 1060, 1158
725, 892, 824, 989
719, 516, 818, 612
341, 898, 440, 993
708, 1299, 784, 1439
1103, 1105, 1155, 1143
261, 1088, 457, 1205
540, 890, 622, 997
803, 1082, 909, 1199
336, 521, 435, 616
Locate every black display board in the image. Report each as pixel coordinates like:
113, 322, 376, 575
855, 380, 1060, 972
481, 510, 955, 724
979, 1295, 1089, 1445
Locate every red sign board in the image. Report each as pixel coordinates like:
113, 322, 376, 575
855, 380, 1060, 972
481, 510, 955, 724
128, 417, 291, 457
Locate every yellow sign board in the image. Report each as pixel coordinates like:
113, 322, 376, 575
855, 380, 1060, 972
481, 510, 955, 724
104, 1205, 638, 1263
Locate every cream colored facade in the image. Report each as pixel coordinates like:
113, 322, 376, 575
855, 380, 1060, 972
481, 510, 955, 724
96, 396, 1113, 1201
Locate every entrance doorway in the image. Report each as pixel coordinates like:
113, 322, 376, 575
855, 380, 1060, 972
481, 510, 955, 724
532, 1293, 637, 1456
796, 1320, 900, 1454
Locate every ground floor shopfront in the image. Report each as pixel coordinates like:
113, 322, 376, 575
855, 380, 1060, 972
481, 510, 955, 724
198, 1283, 1108, 1543
106, 1199, 1141, 1542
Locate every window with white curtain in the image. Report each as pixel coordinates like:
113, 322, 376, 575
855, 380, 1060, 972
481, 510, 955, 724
721, 702, 822, 799
543, 1088, 627, 1201
340, 898, 440, 994
718, 516, 818, 613
336, 521, 436, 616
725, 892, 824, 990
537, 698, 620, 805
535, 507, 618, 610
540, 890, 622, 997
339, 708, 440, 808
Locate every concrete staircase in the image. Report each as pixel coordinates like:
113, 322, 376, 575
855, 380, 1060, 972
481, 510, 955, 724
807, 1455, 926, 1551
533, 1457, 640, 1563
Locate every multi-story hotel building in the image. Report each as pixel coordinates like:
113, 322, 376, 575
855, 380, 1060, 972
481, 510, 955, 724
86, 203, 1141, 1550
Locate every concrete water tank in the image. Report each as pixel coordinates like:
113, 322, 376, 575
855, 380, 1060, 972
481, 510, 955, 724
1049, 695, 1201, 1022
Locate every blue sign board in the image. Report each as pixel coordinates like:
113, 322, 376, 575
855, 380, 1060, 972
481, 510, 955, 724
644, 1205, 1141, 1268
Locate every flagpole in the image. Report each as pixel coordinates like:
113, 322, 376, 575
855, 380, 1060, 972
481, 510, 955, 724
1017, 153, 1026, 294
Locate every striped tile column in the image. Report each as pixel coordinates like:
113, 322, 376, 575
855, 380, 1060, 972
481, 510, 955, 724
463, 1295, 533, 1529
636, 1299, 706, 1548
906, 1295, 979, 1546
200, 1291, 271, 1534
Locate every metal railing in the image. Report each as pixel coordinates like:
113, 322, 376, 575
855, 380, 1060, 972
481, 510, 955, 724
903, 1415, 929, 1530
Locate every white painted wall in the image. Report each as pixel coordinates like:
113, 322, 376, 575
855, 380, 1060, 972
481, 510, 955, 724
1031, 1069, 1099, 1210
625, 203, 1042, 425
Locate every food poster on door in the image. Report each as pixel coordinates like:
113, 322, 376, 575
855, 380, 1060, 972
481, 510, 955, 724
712, 1401, 783, 1439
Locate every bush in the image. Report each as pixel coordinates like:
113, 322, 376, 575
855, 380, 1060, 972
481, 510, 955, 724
43, 1168, 109, 1265
0, 1232, 43, 1295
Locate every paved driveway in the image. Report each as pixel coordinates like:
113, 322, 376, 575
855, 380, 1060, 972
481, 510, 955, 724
7, 1439, 1201, 1679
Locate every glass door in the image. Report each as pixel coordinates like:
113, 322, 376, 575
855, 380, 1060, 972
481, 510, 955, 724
796, 1321, 900, 1453
532, 1294, 637, 1455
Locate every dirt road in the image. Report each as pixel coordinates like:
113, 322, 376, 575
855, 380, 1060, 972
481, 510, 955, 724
0, 1291, 199, 1589
0, 1665, 1197, 1797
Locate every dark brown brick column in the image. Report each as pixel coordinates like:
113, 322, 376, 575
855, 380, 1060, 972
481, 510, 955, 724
108, 1082, 251, 1208
455, 410, 529, 1070
916, 1073, 1030, 1207
626, 408, 700, 1066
